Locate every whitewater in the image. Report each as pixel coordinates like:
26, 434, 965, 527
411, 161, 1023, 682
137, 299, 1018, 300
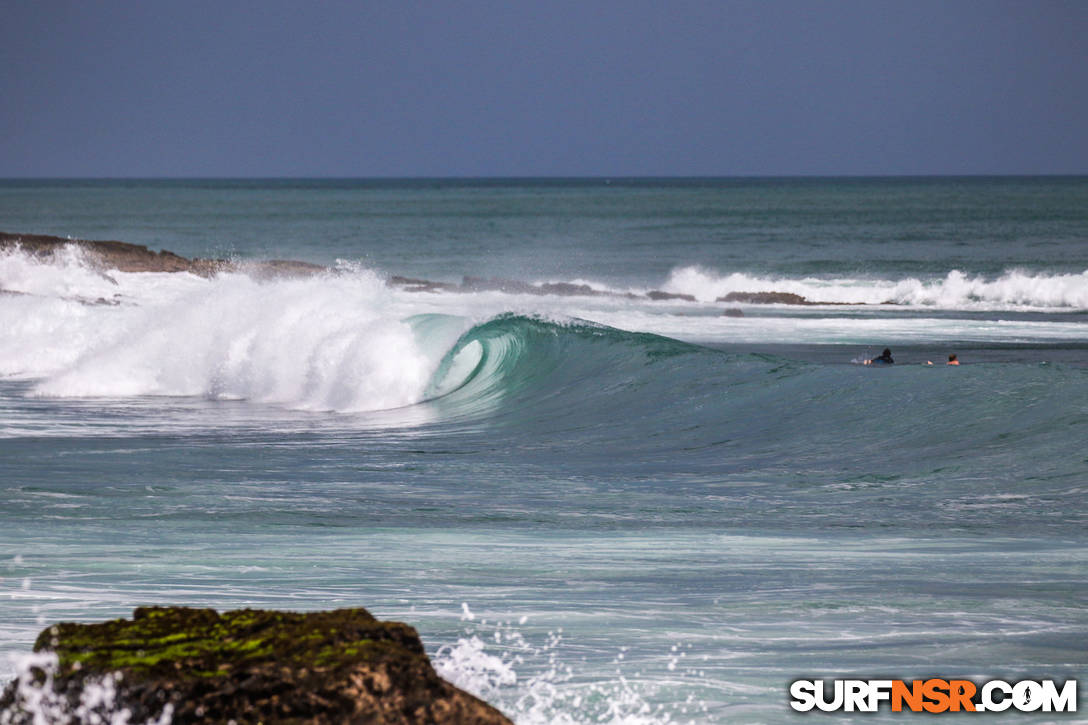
1, 177, 1086, 723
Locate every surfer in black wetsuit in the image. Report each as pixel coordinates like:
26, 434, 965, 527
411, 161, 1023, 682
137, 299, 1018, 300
866, 348, 894, 365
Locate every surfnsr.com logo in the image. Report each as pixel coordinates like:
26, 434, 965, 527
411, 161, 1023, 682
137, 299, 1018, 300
789, 679, 1077, 713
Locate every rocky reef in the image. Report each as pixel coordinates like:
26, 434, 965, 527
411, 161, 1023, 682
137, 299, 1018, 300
2, 230, 872, 306
0, 232, 324, 279
0, 606, 511, 725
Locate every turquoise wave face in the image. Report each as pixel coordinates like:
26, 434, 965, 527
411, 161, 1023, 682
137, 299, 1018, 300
422, 314, 707, 422
400, 313, 1087, 539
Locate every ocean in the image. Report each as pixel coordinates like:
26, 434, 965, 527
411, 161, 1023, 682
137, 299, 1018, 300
1, 177, 1086, 723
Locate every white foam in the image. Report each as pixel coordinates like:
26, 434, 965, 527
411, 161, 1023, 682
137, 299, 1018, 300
0, 246, 122, 301
4, 263, 436, 412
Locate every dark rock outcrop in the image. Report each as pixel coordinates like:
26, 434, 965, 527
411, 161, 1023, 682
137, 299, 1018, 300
537, 282, 606, 297
716, 291, 863, 306
717, 291, 812, 305
645, 290, 696, 302
0, 606, 512, 725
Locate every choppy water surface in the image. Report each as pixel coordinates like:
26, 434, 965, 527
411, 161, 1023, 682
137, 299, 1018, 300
1, 178, 1086, 723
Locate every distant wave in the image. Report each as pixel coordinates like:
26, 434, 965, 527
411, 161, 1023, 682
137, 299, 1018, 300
662, 266, 1088, 310
6, 240, 1088, 312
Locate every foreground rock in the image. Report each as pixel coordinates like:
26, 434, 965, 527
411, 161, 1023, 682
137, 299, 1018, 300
0, 606, 512, 725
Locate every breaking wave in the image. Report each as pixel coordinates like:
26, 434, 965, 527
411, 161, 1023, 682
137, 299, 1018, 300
2, 247, 1086, 428
662, 265, 1088, 309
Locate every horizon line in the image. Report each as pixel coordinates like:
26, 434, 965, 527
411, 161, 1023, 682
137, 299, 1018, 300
2, 173, 1087, 182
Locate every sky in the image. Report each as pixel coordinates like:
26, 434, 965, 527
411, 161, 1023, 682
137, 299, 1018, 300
2, 0, 1086, 177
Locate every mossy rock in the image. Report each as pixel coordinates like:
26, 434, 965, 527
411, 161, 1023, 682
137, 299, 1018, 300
1, 606, 512, 725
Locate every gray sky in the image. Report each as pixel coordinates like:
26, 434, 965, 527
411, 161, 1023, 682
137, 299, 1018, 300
2, 0, 1086, 177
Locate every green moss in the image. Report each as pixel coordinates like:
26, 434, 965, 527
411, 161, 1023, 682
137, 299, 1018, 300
36, 606, 424, 683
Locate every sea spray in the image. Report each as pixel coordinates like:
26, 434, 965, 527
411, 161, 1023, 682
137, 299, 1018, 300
0, 652, 175, 725
0, 244, 125, 301
12, 268, 435, 412
431, 608, 704, 725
